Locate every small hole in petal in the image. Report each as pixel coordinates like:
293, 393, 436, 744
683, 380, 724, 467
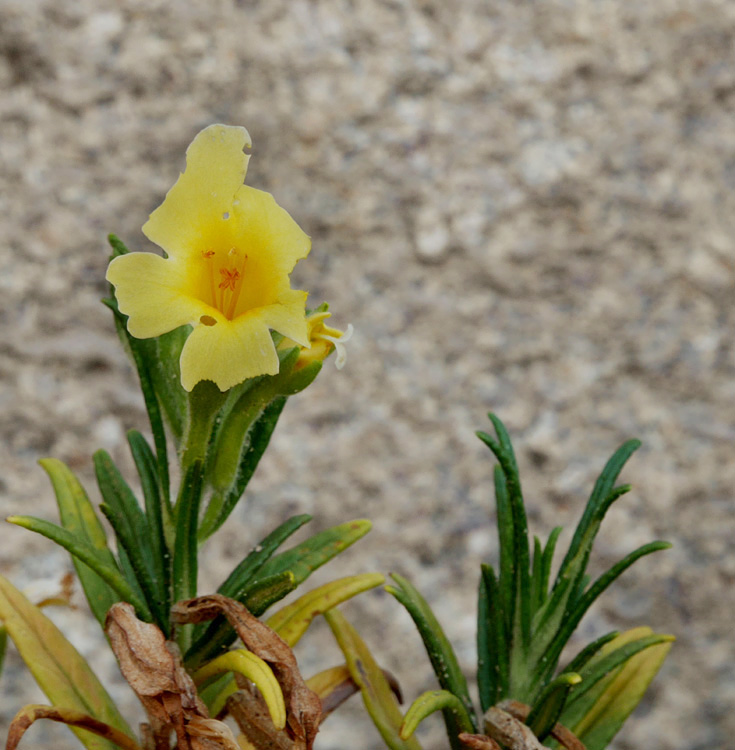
222, 212, 230, 220
200, 315, 217, 326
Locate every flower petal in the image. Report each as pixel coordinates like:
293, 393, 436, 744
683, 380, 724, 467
142, 124, 252, 260
107, 252, 208, 338
179, 314, 279, 392
256, 290, 310, 347
227, 186, 311, 314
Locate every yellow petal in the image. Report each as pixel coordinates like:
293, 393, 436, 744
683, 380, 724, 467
106, 252, 207, 338
143, 124, 252, 259
256, 290, 310, 347
179, 313, 279, 392
227, 185, 310, 311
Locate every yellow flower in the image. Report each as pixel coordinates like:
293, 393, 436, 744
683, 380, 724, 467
283, 310, 353, 371
106, 124, 311, 392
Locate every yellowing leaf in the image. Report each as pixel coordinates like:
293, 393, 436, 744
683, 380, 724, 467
0, 576, 134, 750
325, 609, 422, 750
572, 627, 674, 750
267, 573, 385, 647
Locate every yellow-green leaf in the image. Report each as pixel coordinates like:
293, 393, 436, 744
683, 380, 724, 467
0, 576, 135, 750
325, 609, 422, 750
193, 649, 286, 730
400, 690, 475, 740
39, 459, 120, 625
267, 573, 385, 647
572, 627, 673, 750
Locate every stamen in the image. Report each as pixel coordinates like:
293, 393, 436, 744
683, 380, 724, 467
225, 252, 248, 320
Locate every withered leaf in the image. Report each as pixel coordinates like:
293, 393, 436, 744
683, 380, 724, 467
7, 705, 141, 750
227, 685, 293, 750
105, 603, 238, 750
172, 595, 321, 749
498, 701, 587, 750
457, 732, 502, 750
483, 706, 551, 750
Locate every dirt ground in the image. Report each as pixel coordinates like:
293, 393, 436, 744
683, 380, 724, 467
1, 1, 734, 748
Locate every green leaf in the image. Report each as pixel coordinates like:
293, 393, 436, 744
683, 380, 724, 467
106, 237, 171, 502
325, 609, 422, 750
560, 631, 620, 676
184, 571, 298, 670
217, 514, 312, 600
0, 575, 135, 750
106, 233, 129, 258
478, 564, 508, 709
255, 518, 372, 586
172, 460, 204, 649
537, 541, 671, 689
94, 450, 166, 628
539, 526, 563, 604
198, 397, 288, 542
269, 573, 385, 647
386, 573, 477, 743
557, 440, 640, 585
149, 325, 189, 443
127, 431, 172, 627
400, 690, 475, 742
525, 672, 581, 740
7, 516, 152, 621
38, 459, 119, 625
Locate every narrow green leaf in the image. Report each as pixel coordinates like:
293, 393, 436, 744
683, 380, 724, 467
198, 397, 288, 542
149, 325, 189, 443
480, 564, 508, 706
560, 631, 620, 676
0, 575, 135, 750
525, 672, 581, 740
7, 516, 152, 620
269, 573, 385, 647
538, 541, 671, 688
94, 450, 165, 628
255, 519, 372, 586
105, 240, 171, 502
386, 573, 477, 740
325, 609, 423, 750
38, 458, 119, 625
172, 460, 204, 648
400, 690, 475, 742
493, 466, 515, 635
557, 441, 640, 584
107, 233, 129, 257
217, 514, 312, 600
530, 536, 543, 614
127, 431, 171, 628
476, 570, 493, 712
540, 526, 563, 603
184, 571, 298, 670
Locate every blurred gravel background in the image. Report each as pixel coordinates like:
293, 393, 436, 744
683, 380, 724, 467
1, 1, 734, 748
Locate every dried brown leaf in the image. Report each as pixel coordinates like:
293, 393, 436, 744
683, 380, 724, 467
483, 706, 551, 750
457, 732, 502, 750
7, 704, 141, 750
498, 701, 587, 750
105, 603, 237, 750
227, 686, 294, 750
173, 595, 321, 749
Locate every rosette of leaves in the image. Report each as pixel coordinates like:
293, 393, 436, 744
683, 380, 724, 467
338, 414, 672, 750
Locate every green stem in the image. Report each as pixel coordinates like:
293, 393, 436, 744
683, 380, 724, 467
178, 381, 226, 509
